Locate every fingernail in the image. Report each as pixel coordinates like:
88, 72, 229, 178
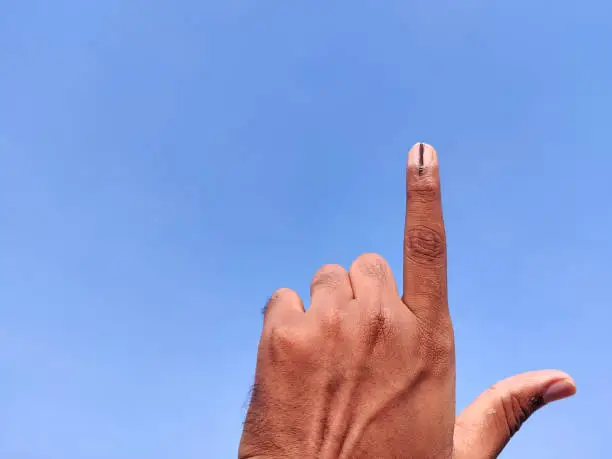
408, 143, 436, 175
543, 379, 577, 404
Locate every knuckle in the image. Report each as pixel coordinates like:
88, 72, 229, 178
319, 307, 345, 334
490, 388, 540, 438
436, 329, 455, 357
311, 264, 347, 293
263, 288, 300, 316
503, 392, 530, 436
351, 253, 390, 281
404, 225, 445, 265
266, 324, 308, 360
409, 177, 440, 203
417, 321, 455, 372
409, 279, 447, 312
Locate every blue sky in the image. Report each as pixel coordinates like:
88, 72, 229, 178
1, 1, 611, 457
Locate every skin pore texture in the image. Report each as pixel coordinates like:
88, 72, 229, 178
239, 143, 576, 459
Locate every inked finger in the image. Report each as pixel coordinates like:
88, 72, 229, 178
402, 143, 448, 323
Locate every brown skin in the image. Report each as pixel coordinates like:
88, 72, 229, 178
239, 143, 576, 459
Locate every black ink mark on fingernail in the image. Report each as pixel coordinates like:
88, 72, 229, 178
418, 143, 424, 176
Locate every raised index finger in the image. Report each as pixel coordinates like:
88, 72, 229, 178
402, 143, 448, 323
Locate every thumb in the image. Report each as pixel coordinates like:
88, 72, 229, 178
453, 370, 576, 459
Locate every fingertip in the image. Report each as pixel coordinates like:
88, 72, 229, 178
271, 287, 303, 308
543, 377, 577, 404
494, 369, 577, 404
408, 142, 438, 171
263, 287, 304, 320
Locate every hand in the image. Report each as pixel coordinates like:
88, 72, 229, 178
239, 143, 576, 459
